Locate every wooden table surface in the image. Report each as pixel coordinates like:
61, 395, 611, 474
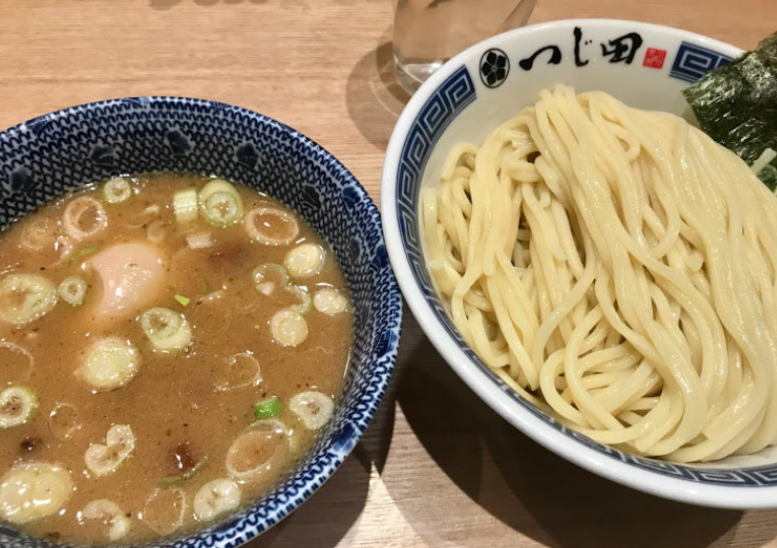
1, 0, 776, 546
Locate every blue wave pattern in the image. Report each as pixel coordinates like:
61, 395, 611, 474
397, 66, 477, 302
0, 97, 402, 548
670, 41, 733, 83
395, 65, 777, 487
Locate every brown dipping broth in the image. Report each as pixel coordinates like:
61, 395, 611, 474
0, 173, 353, 545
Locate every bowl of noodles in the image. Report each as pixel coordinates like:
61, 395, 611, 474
381, 19, 777, 508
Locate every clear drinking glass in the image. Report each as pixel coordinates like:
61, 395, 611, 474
393, 0, 537, 93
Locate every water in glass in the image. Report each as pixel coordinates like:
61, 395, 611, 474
393, 0, 537, 93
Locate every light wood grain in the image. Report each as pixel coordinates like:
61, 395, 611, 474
1, 0, 776, 546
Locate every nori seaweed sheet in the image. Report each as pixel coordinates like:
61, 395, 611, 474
683, 31, 777, 189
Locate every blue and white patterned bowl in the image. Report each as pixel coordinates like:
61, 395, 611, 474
381, 19, 777, 508
0, 97, 402, 547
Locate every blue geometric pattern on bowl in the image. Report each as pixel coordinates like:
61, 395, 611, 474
0, 97, 402, 548
395, 61, 777, 487
670, 41, 733, 83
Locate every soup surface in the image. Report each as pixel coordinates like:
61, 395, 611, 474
0, 173, 353, 545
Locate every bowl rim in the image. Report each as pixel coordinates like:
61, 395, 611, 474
379, 18, 777, 509
0, 95, 403, 546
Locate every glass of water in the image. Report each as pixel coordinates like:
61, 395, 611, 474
393, 0, 537, 93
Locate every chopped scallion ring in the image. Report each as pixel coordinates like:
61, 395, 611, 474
199, 180, 243, 227
58, 275, 87, 306
79, 499, 130, 541
203, 192, 242, 226
313, 287, 348, 315
289, 391, 335, 430
102, 177, 132, 204
270, 310, 309, 347
193, 479, 240, 522
173, 188, 199, 224
226, 420, 289, 480
214, 353, 262, 392
254, 396, 282, 419
49, 402, 82, 440
19, 217, 56, 251
77, 337, 140, 391
0, 274, 58, 326
0, 386, 38, 429
0, 463, 73, 524
62, 196, 108, 241
174, 294, 191, 307
140, 307, 192, 353
84, 424, 135, 477
143, 488, 186, 536
285, 285, 312, 314
252, 263, 289, 296
244, 207, 300, 246
283, 243, 325, 278
142, 307, 181, 339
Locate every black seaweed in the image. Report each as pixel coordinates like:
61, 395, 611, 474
683, 31, 777, 189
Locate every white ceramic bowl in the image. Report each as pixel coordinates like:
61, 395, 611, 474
380, 19, 777, 509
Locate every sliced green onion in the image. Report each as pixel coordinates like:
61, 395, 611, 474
285, 285, 311, 314
270, 309, 308, 347
0, 463, 73, 524
173, 188, 199, 224
214, 353, 262, 392
84, 424, 135, 477
140, 307, 193, 353
58, 275, 87, 306
252, 263, 289, 296
0, 386, 38, 428
159, 456, 209, 488
49, 402, 81, 440
203, 193, 242, 227
73, 246, 101, 260
313, 287, 348, 315
102, 177, 132, 204
199, 179, 241, 202
193, 478, 240, 522
199, 180, 243, 227
254, 396, 282, 419
141, 307, 181, 338
77, 337, 140, 391
283, 243, 325, 278
226, 419, 289, 480
143, 488, 186, 536
0, 274, 58, 326
244, 207, 300, 246
289, 391, 335, 430
19, 217, 56, 251
174, 294, 191, 307
63, 196, 108, 241
79, 499, 130, 541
